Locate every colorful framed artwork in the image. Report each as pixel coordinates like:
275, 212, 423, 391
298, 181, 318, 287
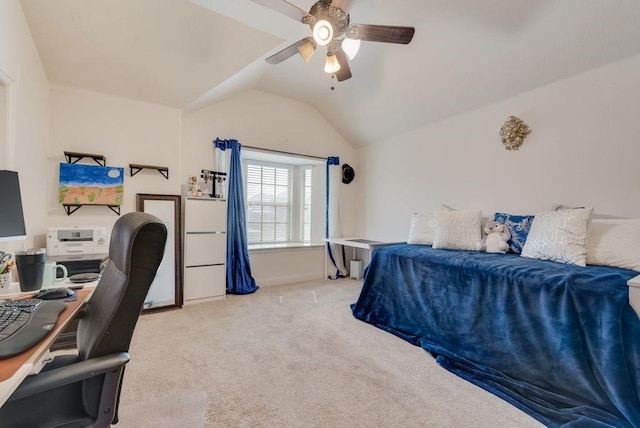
59, 163, 124, 205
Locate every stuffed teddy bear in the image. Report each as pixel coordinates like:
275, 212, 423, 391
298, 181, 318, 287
482, 220, 511, 254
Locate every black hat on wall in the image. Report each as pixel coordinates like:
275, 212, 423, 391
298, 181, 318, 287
342, 164, 355, 184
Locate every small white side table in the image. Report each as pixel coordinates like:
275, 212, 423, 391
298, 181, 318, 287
628, 275, 640, 318
323, 237, 401, 279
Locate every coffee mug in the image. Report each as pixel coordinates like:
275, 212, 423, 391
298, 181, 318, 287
42, 261, 68, 287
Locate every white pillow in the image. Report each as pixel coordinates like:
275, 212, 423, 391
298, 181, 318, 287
433, 209, 482, 251
552, 203, 625, 219
587, 219, 640, 272
407, 205, 454, 246
407, 212, 437, 245
521, 207, 594, 266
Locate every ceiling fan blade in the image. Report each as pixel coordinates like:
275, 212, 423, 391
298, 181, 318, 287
331, 0, 356, 13
348, 24, 415, 44
297, 37, 317, 63
251, 0, 310, 22
266, 39, 309, 64
334, 49, 352, 82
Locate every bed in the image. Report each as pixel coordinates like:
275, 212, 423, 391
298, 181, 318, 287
352, 244, 640, 427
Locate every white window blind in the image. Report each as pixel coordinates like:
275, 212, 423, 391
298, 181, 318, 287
246, 164, 291, 243
243, 151, 322, 246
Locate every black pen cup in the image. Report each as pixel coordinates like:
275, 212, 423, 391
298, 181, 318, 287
15, 248, 47, 292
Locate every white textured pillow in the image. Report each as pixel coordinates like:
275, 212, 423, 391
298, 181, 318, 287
407, 212, 437, 245
521, 207, 594, 266
407, 206, 455, 246
433, 209, 482, 251
552, 203, 625, 220
587, 219, 640, 272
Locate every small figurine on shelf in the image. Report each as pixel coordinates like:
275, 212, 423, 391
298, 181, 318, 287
187, 176, 201, 197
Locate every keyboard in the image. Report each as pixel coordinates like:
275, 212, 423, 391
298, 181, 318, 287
0, 299, 66, 358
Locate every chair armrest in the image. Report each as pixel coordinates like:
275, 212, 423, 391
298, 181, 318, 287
8, 352, 130, 402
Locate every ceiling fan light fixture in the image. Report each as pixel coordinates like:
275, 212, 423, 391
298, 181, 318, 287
251, 0, 416, 83
341, 38, 361, 60
313, 20, 333, 46
297, 41, 316, 64
324, 54, 341, 74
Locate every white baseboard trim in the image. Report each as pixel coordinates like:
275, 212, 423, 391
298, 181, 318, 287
255, 272, 324, 287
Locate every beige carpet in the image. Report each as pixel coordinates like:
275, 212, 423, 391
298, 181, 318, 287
118, 279, 543, 427
117, 391, 207, 427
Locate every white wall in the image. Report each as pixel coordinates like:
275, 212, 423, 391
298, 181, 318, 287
250, 246, 325, 286
182, 89, 358, 285
0, 0, 50, 252
48, 84, 182, 230
357, 53, 640, 241
182, 89, 358, 189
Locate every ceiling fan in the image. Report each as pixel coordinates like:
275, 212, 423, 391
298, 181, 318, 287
252, 0, 415, 82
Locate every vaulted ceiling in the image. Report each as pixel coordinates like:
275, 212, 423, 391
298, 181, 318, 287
20, 0, 640, 146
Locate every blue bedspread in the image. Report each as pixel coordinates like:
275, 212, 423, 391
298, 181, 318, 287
352, 244, 640, 427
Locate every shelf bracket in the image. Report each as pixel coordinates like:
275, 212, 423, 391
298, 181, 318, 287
64, 151, 106, 166
129, 163, 169, 179
62, 204, 121, 216
63, 204, 82, 216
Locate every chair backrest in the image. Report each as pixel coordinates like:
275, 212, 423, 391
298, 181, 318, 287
76, 212, 167, 361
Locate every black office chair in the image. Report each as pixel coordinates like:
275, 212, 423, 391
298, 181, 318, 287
0, 212, 167, 428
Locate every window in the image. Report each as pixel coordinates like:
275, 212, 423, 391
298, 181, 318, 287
243, 152, 321, 246
242, 149, 326, 249
246, 163, 291, 243
302, 168, 312, 242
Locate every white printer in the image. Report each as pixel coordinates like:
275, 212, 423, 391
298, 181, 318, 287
46, 227, 110, 256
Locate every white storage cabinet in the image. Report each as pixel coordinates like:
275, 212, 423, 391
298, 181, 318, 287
183, 197, 226, 303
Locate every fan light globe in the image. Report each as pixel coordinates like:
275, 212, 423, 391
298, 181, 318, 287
313, 20, 333, 46
341, 38, 361, 60
324, 55, 341, 73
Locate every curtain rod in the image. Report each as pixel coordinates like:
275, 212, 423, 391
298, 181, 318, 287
241, 145, 327, 161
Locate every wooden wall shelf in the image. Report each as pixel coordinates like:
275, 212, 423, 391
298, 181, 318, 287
63, 204, 121, 216
64, 151, 106, 166
129, 163, 169, 179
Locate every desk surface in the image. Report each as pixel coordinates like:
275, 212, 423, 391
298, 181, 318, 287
324, 237, 397, 250
0, 285, 95, 406
323, 238, 403, 280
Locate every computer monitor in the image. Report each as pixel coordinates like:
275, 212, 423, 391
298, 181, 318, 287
0, 170, 27, 241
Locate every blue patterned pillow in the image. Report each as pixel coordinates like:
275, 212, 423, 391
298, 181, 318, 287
494, 212, 535, 254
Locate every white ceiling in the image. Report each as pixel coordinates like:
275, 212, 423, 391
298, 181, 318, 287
20, 0, 640, 146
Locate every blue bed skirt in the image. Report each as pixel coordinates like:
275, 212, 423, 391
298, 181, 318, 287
352, 244, 640, 427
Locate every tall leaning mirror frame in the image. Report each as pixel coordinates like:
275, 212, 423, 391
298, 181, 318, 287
136, 193, 183, 311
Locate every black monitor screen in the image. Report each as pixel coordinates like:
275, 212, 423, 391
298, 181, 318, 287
0, 170, 27, 240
